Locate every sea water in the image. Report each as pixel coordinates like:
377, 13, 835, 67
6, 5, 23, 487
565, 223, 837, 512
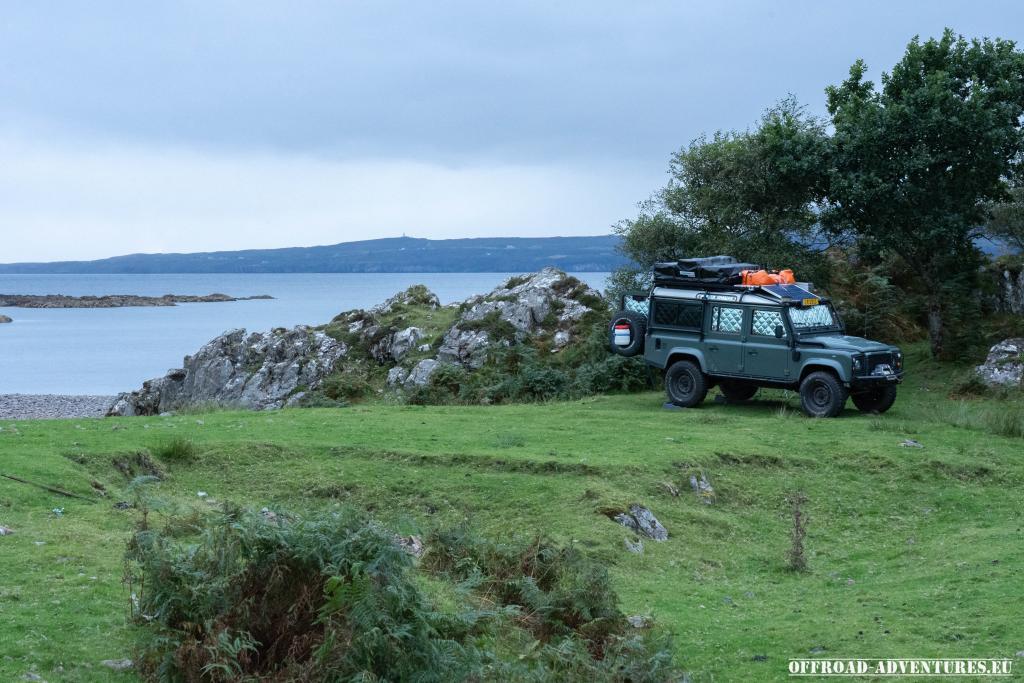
0, 272, 609, 394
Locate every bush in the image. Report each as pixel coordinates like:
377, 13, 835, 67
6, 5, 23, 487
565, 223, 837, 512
126, 509, 483, 681
126, 510, 682, 682
321, 368, 372, 401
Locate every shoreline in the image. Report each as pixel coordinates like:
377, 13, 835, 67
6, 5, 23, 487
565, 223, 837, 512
0, 394, 115, 420
0, 292, 273, 309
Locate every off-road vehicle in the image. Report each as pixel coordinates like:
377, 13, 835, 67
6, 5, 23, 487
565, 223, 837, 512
609, 256, 903, 417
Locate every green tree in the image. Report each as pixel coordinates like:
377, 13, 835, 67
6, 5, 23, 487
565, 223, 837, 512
824, 31, 1024, 358
611, 98, 833, 294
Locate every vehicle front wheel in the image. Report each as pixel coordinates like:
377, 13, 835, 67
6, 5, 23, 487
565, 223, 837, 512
851, 384, 897, 414
799, 371, 848, 418
665, 360, 708, 408
719, 380, 758, 403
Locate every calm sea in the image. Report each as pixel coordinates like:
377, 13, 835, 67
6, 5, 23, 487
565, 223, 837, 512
0, 272, 610, 395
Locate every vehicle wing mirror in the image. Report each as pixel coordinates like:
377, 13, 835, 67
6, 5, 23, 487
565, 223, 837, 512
774, 325, 784, 339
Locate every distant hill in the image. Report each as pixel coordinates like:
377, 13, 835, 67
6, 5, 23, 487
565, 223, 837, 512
0, 236, 628, 274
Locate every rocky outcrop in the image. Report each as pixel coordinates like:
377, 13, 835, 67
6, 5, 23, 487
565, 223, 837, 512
108, 326, 347, 415
436, 267, 601, 368
0, 293, 272, 308
0, 315, 11, 323
108, 270, 606, 414
976, 338, 1024, 388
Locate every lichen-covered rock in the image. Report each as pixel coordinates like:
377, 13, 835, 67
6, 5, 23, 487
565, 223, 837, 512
389, 327, 424, 362
108, 326, 348, 415
404, 358, 439, 387
976, 338, 1024, 388
437, 267, 603, 368
387, 366, 409, 386
613, 504, 668, 541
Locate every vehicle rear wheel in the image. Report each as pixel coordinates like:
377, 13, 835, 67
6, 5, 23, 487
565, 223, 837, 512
719, 380, 758, 403
665, 360, 708, 408
851, 384, 897, 414
799, 371, 848, 418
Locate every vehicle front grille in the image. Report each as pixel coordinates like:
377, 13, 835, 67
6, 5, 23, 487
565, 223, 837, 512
866, 352, 894, 374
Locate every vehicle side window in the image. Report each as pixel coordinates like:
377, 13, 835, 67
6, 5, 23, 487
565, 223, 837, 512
710, 305, 743, 334
652, 299, 703, 330
751, 309, 786, 338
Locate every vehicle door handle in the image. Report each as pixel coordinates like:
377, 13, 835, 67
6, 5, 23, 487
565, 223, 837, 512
708, 345, 719, 351
747, 350, 758, 355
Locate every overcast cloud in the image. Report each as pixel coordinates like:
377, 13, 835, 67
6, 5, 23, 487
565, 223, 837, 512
1, 1, 1021, 262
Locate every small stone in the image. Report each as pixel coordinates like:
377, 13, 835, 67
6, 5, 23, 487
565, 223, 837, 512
752, 655, 768, 662
0, 525, 13, 536
21, 673, 45, 682
900, 439, 924, 448
809, 646, 827, 655
197, 491, 208, 498
395, 535, 425, 557
627, 614, 652, 629
51, 508, 64, 517
689, 473, 715, 504
613, 505, 668, 541
662, 402, 682, 410
846, 578, 855, 585
113, 501, 133, 510
1015, 650, 1024, 658
624, 537, 644, 554
659, 481, 679, 497
100, 659, 134, 672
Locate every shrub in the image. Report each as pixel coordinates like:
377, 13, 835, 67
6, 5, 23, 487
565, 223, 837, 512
459, 310, 519, 342
422, 528, 627, 651
126, 509, 483, 681
321, 369, 372, 401
127, 510, 682, 681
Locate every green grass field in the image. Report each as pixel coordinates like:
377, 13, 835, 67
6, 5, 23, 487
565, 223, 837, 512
1, 346, 1022, 681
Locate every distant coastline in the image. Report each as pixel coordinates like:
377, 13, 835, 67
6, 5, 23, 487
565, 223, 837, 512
0, 235, 627, 274
0, 293, 273, 308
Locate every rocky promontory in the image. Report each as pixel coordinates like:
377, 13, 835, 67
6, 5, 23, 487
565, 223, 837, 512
0, 293, 273, 308
108, 268, 613, 415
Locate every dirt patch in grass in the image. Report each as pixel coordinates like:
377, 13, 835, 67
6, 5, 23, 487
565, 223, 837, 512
111, 451, 164, 480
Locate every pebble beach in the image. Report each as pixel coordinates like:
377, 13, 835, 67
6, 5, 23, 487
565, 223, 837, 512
0, 395, 115, 420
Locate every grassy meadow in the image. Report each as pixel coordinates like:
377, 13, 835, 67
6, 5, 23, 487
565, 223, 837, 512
1, 345, 1022, 681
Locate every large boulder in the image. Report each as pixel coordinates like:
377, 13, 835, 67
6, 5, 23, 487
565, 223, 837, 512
976, 338, 1024, 388
108, 326, 348, 416
436, 267, 602, 368
329, 286, 440, 364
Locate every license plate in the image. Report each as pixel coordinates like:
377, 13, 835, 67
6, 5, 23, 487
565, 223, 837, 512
802, 298, 819, 306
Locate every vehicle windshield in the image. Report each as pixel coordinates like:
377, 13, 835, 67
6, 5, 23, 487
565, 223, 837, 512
788, 303, 841, 332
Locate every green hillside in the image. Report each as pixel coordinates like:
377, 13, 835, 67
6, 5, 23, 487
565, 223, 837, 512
1, 346, 1022, 680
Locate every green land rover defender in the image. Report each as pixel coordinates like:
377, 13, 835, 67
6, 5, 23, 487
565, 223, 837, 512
609, 257, 904, 418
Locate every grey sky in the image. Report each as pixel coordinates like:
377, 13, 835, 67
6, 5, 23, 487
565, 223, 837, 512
2, 1, 1021, 261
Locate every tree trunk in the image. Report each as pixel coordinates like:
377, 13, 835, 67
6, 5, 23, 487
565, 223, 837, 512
926, 294, 944, 359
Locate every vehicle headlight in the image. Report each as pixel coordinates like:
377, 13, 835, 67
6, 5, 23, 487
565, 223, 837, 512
852, 355, 864, 372
894, 350, 903, 370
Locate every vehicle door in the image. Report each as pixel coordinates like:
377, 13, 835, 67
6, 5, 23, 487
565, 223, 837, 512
705, 305, 745, 373
745, 307, 791, 380
648, 297, 704, 367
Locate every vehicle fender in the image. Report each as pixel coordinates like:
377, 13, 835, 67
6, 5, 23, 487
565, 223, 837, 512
665, 347, 708, 373
798, 358, 849, 383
